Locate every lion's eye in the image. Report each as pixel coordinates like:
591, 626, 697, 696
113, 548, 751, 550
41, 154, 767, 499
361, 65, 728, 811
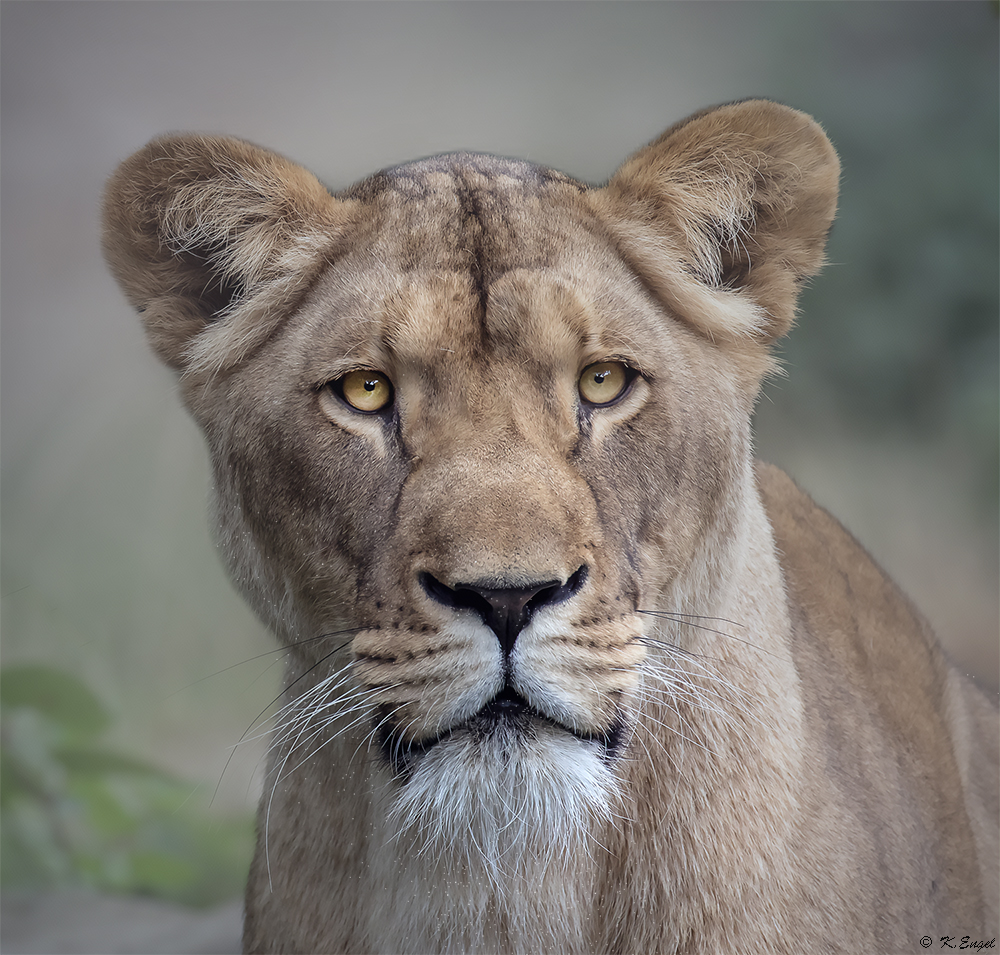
337, 369, 394, 413
578, 361, 632, 406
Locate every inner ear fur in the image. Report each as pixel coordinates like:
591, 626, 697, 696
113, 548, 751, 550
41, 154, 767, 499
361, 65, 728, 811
102, 135, 352, 371
592, 100, 840, 344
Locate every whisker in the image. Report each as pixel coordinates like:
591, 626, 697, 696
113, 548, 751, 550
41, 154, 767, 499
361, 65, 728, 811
211, 632, 357, 807
178, 628, 363, 696
641, 609, 749, 630
637, 610, 777, 658
642, 649, 762, 716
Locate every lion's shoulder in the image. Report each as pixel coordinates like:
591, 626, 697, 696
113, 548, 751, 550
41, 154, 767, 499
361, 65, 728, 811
757, 458, 998, 928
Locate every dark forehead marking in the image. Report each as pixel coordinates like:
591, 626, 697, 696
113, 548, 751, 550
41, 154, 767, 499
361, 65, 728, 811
339, 153, 588, 275
340, 153, 591, 346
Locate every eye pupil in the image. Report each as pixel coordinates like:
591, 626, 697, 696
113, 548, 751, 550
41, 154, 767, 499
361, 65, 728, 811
578, 361, 632, 406
337, 369, 394, 413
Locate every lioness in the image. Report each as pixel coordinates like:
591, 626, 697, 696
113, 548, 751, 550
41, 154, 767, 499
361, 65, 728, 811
103, 100, 998, 953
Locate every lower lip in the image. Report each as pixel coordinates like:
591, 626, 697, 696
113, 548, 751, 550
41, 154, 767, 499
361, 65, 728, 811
378, 699, 624, 778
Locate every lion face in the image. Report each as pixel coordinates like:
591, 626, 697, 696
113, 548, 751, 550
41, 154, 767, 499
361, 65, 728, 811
199, 156, 758, 800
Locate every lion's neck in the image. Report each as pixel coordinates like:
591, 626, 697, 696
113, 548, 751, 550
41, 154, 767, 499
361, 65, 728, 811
365, 839, 602, 954
594, 465, 807, 950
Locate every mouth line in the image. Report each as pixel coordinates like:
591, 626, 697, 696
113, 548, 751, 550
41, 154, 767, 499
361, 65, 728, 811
377, 688, 625, 778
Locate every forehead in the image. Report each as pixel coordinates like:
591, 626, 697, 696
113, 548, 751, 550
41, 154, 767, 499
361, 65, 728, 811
344, 152, 595, 285
298, 153, 656, 371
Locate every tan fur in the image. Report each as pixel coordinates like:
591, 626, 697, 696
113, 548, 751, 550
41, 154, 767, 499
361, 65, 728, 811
103, 101, 998, 953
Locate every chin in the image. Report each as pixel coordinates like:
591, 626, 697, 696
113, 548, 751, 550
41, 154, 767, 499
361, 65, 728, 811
385, 711, 619, 878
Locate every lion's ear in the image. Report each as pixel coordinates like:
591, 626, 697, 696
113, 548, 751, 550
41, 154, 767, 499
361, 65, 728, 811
593, 100, 839, 343
102, 135, 352, 371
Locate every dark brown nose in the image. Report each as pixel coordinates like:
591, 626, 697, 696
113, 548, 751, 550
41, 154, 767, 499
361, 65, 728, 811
420, 567, 588, 658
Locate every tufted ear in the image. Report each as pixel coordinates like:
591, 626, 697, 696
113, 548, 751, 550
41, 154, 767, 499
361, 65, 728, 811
592, 100, 839, 344
102, 135, 354, 373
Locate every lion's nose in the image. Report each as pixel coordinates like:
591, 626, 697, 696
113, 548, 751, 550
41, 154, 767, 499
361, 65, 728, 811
419, 566, 588, 658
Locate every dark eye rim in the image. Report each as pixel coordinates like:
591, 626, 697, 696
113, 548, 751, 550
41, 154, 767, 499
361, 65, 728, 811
578, 361, 640, 408
326, 370, 396, 415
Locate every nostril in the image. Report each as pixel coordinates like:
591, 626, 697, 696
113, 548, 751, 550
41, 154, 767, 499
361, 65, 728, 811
419, 566, 588, 658
419, 572, 505, 624
419, 572, 471, 614
528, 565, 588, 614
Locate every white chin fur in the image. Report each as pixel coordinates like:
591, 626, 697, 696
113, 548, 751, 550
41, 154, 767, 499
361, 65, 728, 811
389, 722, 617, 867
373, 722, 618, 953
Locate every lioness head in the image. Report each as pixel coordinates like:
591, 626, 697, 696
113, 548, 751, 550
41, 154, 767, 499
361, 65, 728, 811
104, 100, 840, 946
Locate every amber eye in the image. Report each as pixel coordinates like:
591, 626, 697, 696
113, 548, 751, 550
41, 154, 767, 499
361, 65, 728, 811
337, 369, 394, 413
578, 361, 632, 406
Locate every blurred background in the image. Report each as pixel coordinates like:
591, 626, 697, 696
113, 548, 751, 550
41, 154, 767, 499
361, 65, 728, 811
2, 2, 997, 951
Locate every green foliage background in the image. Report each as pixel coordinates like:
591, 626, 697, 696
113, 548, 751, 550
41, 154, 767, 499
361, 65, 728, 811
1, 665, 253, 906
